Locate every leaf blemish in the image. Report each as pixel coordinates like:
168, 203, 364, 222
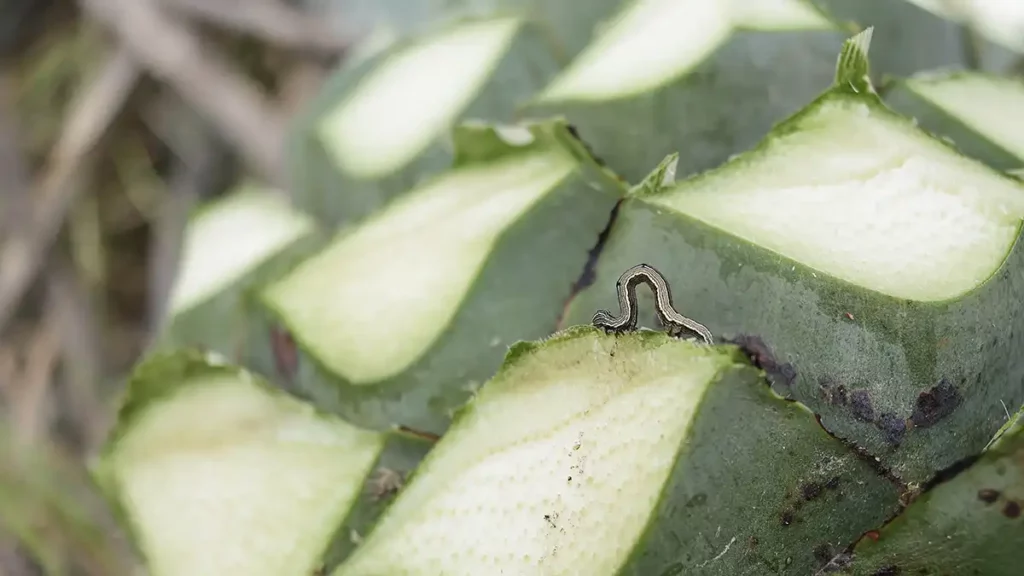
1003, 501, 1021, 519
977, 488, 1001, 504
726, 334, 797, 395
908, 377, 962, 428
849, 389, 875, 422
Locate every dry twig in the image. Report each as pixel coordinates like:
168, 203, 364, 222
163, 0, 351, 54
0, 68, 32, 242
81, 0, 289, 185
47, 256, 107, 451
7, 297, 62, 447
142, 93, 233, 338
0, 48, 139, 333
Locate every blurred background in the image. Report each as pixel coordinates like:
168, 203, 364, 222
0, 0, 1021, 574
0, 1, 354, 573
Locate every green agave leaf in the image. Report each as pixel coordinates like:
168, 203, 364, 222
157, 182, 322, 359
255, 118, 625, 434
331, 327, 900, 576
289, 15, 562, 228
899, 0, 1024, 56
834, 418, 1024, 575
562, 30, 1024, 485
318, 0, 627, 63
885, 70, 1024, 171
93, 350, 429, 576
521, 0, 848, 183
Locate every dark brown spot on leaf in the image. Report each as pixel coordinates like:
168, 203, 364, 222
270, 326, 298, 381
876, 412, 907, 446
813, 543, 833, 565
727, 334, 796, 393
850, 389, 875, 422
780, 509, 795, 526
684, 493, 707, 508
801, 481, 823, 501
909, 378, 962, 428
977, 489, 1000, 504
824, 476, 841, 490
819, 377, 851, 406
1004, 501, 1021, 519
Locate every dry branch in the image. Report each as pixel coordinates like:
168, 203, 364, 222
81, 0, 289, 185
0, 48, 139, 333
163, 0, 351, 54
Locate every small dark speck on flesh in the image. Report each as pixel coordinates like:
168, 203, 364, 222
780, 510, 795, 526
909, 378, 962, 428
849, 389, 875, 422
1004, 501, 1021, 519
977, 489, 1000, 504
813, 543, 833, 565
727, 334, 796, 391
819, 376, 850, 406
876, 412, 907, 446
801, 482, 823, 501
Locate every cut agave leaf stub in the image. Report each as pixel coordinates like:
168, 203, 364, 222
95, 352, 385, 576
317, 18, 521, 179
522, 0, 846, 182
332, 327, 899, 576
564, 36, 1024, 485
268, 149, 575, 386
166, 186, 314, 318
158, 186, 318, 358
886, 71, 1024, 170
261, 120, 625, 432
289, 16, 562, 227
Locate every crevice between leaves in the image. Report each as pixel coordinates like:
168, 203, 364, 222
554, 197, 622, 329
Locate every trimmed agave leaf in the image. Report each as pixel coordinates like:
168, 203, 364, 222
902, 0, 1024, 56
885, 71, 1024, 171
318, 0, 626, 63
561, 30, 1024, 485
256, 118, 625, 434
833, 414, 1024, 575
92, 350, 429, 576
331, 326, 901, 576
521, 0, 848, 183
157, 183, 320, 358
289, 15, 562, 228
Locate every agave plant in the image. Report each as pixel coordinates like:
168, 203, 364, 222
93, 1, 1024, 575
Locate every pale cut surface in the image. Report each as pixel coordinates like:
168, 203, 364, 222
536, 0, 831, 102
649, 96, 1024, 302
167, 186, 314, 316
335, 332, 729, 576
905, 0, 1024, 53
262, 150, 575, 385
317, 18, 521, 178
906, 73, 1024, 161
109, 374, 384, 576
728, 0, 833, 29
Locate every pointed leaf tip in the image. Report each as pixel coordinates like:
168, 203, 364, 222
834, 27, 875, 95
